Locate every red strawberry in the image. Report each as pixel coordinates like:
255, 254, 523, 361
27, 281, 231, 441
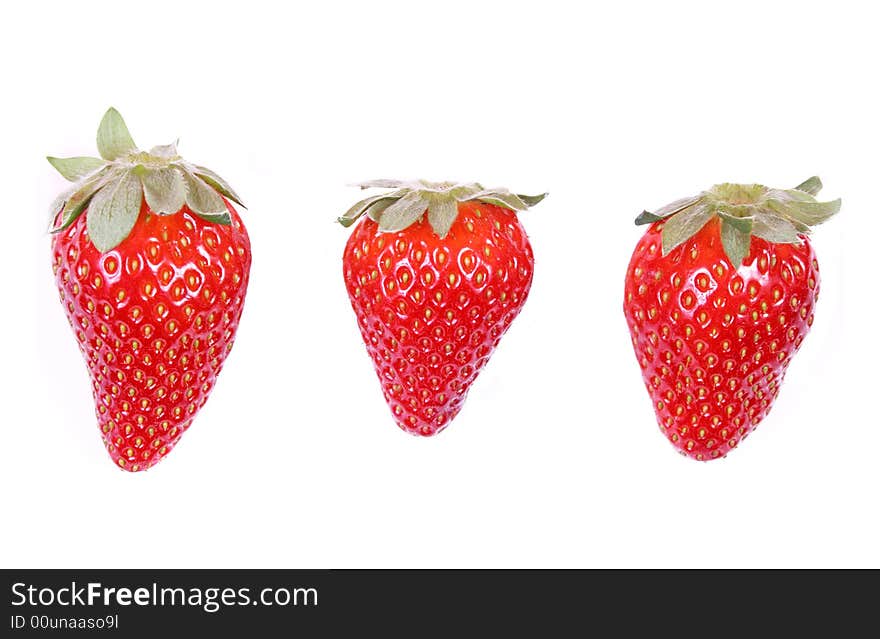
48, 108, 251, 471
339, 180, 545, 436
623, 177, 840, 460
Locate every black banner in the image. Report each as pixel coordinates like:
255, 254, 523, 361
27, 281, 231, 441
1, 569, 872, 635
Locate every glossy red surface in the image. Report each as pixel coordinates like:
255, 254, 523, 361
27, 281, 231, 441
343, 201, 533, 435
623, 218, 819, 460
52, 200, 251, 471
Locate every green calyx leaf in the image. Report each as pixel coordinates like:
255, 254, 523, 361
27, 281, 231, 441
377, 190, 428, 233
181, 171, 229, 221
86, 170, 143, 252
769, 196, 841, 227
634, 211, 662, 225
193, 210, 232, 225
751, 212, 801, 244
141, 167, 186, 215
517, 192, 548, 207
339, 179, 546, 236
338, 191, 405, 227
468, 190, 529, 211
48, 108, 244, 249
720, 218, 752, 269
717, 210, 753, 234
46, 156, 105, 181
366, 198, 395, 223
793, 176, 822, 196
49, 166, 116, 232
96, 108, 137, 161
189, 164, 245, 207
641, 176, 841, 268
635, 196, 702, 227
661, 203, 713, 255
426, 194, 459, 239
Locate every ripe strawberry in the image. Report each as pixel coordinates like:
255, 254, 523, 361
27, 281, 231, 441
623, 177, 840, 460
339, 180, 545, 436
48, 108, 251, 471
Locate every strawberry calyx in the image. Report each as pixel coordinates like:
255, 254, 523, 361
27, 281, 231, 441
635, 176, 841, 267
338, 179, 547, 238
48, 108, 244, 252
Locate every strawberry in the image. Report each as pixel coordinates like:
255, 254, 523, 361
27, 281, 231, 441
339, 180, 545, 436
623, 177, 840, 460
48, 108, 251, 471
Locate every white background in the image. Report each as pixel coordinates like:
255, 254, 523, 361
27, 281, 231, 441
0, 1, 876, 568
